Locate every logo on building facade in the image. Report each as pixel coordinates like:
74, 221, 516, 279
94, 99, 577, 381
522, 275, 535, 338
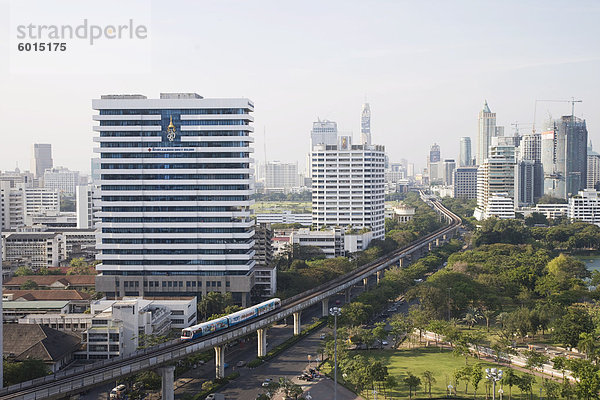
166, 116, 177, 141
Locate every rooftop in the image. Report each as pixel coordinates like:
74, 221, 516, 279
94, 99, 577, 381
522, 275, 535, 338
3, 324, 81, 362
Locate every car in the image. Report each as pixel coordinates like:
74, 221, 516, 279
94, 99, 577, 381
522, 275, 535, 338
382, 341, 389, 346
319, 334, 326, 340
261, 379, 273, 387
206, 394, 225, 400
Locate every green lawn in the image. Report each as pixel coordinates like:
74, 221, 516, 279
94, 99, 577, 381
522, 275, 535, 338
323, 347, 547, 399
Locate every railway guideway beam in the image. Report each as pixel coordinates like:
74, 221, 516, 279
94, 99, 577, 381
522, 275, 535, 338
214, 345, 225, 379
158, 365, 175, 400
257, 328, 267, 357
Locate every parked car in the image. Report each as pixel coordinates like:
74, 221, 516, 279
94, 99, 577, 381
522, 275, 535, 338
206, 394, 225, 400
261, 378, 273, 387
236, 360, 246, 367
319, 333, 326, 340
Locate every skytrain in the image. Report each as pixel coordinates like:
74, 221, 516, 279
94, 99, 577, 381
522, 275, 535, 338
181, 298, 281, 340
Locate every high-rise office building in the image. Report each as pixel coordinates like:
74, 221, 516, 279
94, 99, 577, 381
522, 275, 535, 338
311, 135, 386, 239
476, 101, 497, 166
265, 161, 299, 191
516, 160, 536, 206
443, 159, 456, 186
93, 93, 255, 305
31, 144, 53, 179
587, 142, 600, 190
360, 103, 371, 146
542, 116, 588, 199
454, 167, 478, 199
429, 143, 441, 163
459, 137, 472, 167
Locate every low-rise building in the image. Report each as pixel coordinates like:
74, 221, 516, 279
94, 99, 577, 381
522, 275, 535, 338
82, 297, 196, 359
3, 324, 81, 373
568, 189, 600, 226
1, 232, 65, 268
3, 275, 96, 290
389, 205, 416, 223
290, 228, 345, 258
18, 313, 94, 332
3, 289, 90, 312
474, 193, 515, 220
2, 300, 71, 323
256, 212, 312, 226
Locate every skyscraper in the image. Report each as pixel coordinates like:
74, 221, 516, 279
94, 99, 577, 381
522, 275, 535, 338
265, 161, 299, 191
476, 101, 497, 166
459, 137, 472, 167
542, 116, 588, 199
443, 159, 456, 186
587, 142, 600, 190
93, 93, 255, 305
31, 144, 53, 179
429, 143, 441, 163
519, 133, 544, 202
360, 103, 371, 145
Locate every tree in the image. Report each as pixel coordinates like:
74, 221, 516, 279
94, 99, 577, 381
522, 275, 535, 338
390, 314, 413, 348
567, 359, 600, 400
19, 279, 39, 290
470, 364, 484, 399
501, 369, 519, 400
481, 308, 495, 332
522, 350, 549, 373
542, 378, 561, 400
67, 257, 94, 275
516, 374, 534, 400
421, 370, 436, 398
339, 302, 372, 327
553, 307, 594, 349
578, 332, 598, 361
525, 212, 548, 227
14, 266, 34, 276
3, 359, 49, 386
463, 306, 482, 329
372, 322, 388, 348
197, 292, 234, 320
403, 373, 421, 400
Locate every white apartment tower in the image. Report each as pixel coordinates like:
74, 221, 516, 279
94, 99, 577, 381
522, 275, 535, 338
265, 161, 299, 190
93, 93, 255, 306
568, 189, 600, 226
311, 133, 386, 240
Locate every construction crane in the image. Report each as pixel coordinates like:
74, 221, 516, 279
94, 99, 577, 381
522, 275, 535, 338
511, 121, 534, 136
532, 97, 583, 133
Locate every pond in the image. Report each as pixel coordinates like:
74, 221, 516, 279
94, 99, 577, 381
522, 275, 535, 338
575, 254, 600, 273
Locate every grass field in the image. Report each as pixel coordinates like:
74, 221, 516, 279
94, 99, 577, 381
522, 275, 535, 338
323, 346, 547, 399
252, 201, 311, 214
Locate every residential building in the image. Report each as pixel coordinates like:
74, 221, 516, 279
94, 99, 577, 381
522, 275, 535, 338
256, 212, 312, 226
311, 134, 386, 239
459, 137, 472, 167
568, 189, 600, 226
0, 182, 24, 230
454, 166, 478, 199
479, 193, 515, 220
3, 324, 80, 373
31, 144, 53, 179
93, 93, 255, 305
265, 161, 299, 191
360, 103, 371, 146
43, 167, 79, 195
474, 139, 516, 220
476, 101, 498, 166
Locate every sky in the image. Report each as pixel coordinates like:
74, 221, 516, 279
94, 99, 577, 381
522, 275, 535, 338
1, 0, 599, 174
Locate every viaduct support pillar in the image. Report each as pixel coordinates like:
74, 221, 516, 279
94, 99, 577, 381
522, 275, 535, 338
376, 270, 382, 284
363, 277, 368, 288
398, 258, 404, 268
257, 328, 267, 357
214, 345, 225, 379
293, 311, 301, 335
321, 298, 329, 318
345, 288, 351, 303
158, 365, 175, 400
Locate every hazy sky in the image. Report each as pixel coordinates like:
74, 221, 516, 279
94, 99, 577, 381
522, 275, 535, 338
1, 0, 599, 174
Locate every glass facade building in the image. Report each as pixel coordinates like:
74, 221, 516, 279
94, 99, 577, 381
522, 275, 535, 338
93, 93, 255, 305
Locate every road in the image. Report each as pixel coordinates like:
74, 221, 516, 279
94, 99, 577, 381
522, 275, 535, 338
217, 326, 363, 400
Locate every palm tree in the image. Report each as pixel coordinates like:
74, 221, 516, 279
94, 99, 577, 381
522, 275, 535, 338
421, 370, 436, 398
578, 332, 597, 361
481, 309, 495, 332
463, 308, 481, 329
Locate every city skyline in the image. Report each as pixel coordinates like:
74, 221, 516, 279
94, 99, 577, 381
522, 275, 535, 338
1, 0, 599, 173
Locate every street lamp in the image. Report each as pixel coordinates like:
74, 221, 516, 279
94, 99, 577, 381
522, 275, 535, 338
330, 306, 342, 400
485, 368, 503, 400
